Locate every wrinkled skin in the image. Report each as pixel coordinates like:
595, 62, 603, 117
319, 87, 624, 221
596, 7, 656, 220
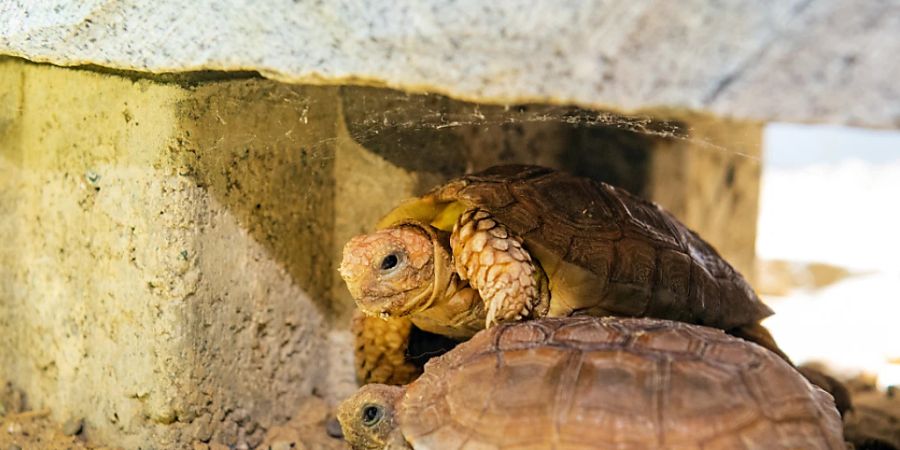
339, 225, 439, 319
337, 384, 409, 450
340, 221, 487, 340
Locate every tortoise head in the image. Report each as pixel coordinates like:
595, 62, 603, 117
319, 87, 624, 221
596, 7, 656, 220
337, 384, 407, 450
339, 222, 453, 318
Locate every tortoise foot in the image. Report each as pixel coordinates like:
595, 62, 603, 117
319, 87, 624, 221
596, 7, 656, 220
450, 208, 548, 327
352, 311, 421, 385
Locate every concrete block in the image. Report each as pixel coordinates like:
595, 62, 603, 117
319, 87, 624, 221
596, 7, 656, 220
0, 58, 340, 448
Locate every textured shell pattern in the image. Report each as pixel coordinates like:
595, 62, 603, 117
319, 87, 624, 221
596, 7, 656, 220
429, 165, 772, 330
398, 317, 845, 450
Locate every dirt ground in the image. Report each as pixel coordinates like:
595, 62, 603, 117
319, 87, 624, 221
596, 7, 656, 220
0, 381, 116, 450
0, 381, 347, 450
843, 378, 900, 449
1, 377, 896, 449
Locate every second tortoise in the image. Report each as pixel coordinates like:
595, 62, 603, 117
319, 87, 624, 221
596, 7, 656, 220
338, 317, 846, 450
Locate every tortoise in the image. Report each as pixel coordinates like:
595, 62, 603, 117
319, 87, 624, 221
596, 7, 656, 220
339, 164, 787, 385
337, 316, 846, 450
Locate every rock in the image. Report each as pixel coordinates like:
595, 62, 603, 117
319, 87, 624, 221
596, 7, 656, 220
325, 416, 343, 439
0, 384, 25, 416
61, 418, 83, 436
269, 440, 299, 450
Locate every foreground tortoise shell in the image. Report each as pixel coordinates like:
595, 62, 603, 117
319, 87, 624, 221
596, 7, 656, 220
338, 317, 845, 450
384, 164, 769, 327
348, 164, 783, 385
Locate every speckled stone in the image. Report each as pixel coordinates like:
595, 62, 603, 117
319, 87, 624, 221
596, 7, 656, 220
61, 418, 83, 436
0, 58, 338, 450
0, 0, 896, 128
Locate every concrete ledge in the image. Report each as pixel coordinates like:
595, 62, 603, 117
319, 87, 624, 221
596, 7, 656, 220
1, 1, 897, 128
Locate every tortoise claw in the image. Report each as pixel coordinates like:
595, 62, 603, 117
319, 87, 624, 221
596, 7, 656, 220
485, 295, 502, 328
484, 293, 530, 328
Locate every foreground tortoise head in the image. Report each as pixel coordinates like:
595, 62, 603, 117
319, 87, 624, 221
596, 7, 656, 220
338, 317, 845, 450
341, 223, 456, 320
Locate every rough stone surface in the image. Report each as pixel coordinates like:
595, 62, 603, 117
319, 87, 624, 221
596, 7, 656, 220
0, 59, 339, 448
0, 0, 897, 128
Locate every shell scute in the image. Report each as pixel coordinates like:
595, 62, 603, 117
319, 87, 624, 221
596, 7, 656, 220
549, 316, 625, 348
661, 359, 761, 444
523, 220, 575, 258
646, 247, 695, 322
631, 326, 702, 356
702, 339, 763, 367
496, 321, 551, 351
615, 187, 683, 250
566, 235, 615, 282
526, 176, 616, 223
456, 181, 517, 210
465, 164, 554, 183
448, 347, 572, 447
612, 238, 657, 288
562, 352, 661, 442
688, 262, 724, 327
491, 202, 542, 236
655, 249, 692, 300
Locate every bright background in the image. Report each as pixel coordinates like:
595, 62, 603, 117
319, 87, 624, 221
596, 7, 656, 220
758, 123, 900, 388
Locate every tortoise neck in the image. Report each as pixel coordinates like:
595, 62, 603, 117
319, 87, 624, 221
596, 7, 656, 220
411, 227, 455, 313
410, 275, 484, 339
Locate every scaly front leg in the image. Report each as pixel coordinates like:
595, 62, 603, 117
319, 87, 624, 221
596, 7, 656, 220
450, 208, 549, 327
351, 311, 421, 385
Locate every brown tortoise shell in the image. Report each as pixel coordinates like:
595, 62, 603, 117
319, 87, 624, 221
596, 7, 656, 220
428, 165, 772, 331
398, 317, 844, 450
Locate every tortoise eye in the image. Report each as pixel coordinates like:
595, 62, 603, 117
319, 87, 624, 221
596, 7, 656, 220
380, 253, 400, 271
361, 404, 384, 427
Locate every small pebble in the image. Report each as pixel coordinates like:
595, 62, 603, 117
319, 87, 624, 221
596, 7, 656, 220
325, 416, 343, 438
62, 418, 83, 436
269, 441, 295, 450
6, 422, 22, 434
9, 444, 22, 450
